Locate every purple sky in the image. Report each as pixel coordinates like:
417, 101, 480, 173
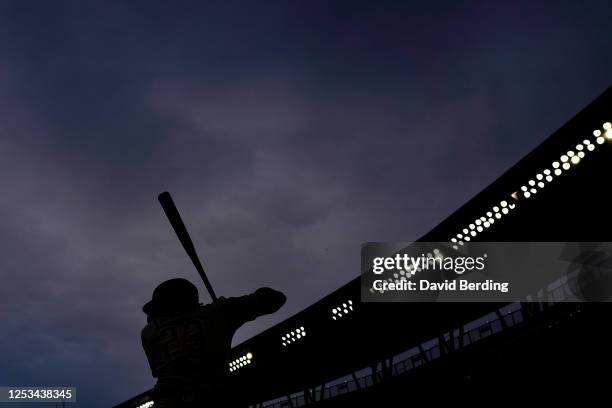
0, 1, 610, 407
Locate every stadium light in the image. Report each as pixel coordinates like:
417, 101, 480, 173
331, 300, 354, 320
446, 120, 610, 245
229, 352, 253, 373
282, 326, 307, 346
136, 402, 154, 408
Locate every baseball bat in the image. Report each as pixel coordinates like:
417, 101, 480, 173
158, 191, 218, 302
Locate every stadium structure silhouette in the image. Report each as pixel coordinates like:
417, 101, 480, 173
116, 86, 612, 407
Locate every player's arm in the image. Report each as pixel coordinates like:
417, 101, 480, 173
224, 287, 287, 329
252, 287, 287, 314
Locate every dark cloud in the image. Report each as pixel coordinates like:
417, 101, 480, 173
0, 1, 611, 407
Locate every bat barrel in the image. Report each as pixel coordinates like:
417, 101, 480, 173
158, 191, 218, 302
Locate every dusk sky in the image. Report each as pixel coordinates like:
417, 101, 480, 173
0, 1, 611, 407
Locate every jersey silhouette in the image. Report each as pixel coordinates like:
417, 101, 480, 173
141, 278, 286, 407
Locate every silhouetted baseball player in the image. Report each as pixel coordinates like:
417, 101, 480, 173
141, 278, 286, 407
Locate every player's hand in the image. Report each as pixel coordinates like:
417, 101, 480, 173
254, 287, 287, 314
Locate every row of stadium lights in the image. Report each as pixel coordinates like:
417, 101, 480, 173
227, 301, 355, 373
449, 121, 611, 247
279, 300, 355, 348
332, 300, 354, 320
135, 402, 154, 408
282, 326, 307, 346
278, 301, 355, 348
369, 121, 611, 293
229, 352, 253, 373
450, 200, 515, 249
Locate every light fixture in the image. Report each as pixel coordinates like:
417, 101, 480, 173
282, 327, 307, 346
447, 120, 609, 245
229, 352, 253, 372
332, 300, 354, 320
136, 402, 154, 408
